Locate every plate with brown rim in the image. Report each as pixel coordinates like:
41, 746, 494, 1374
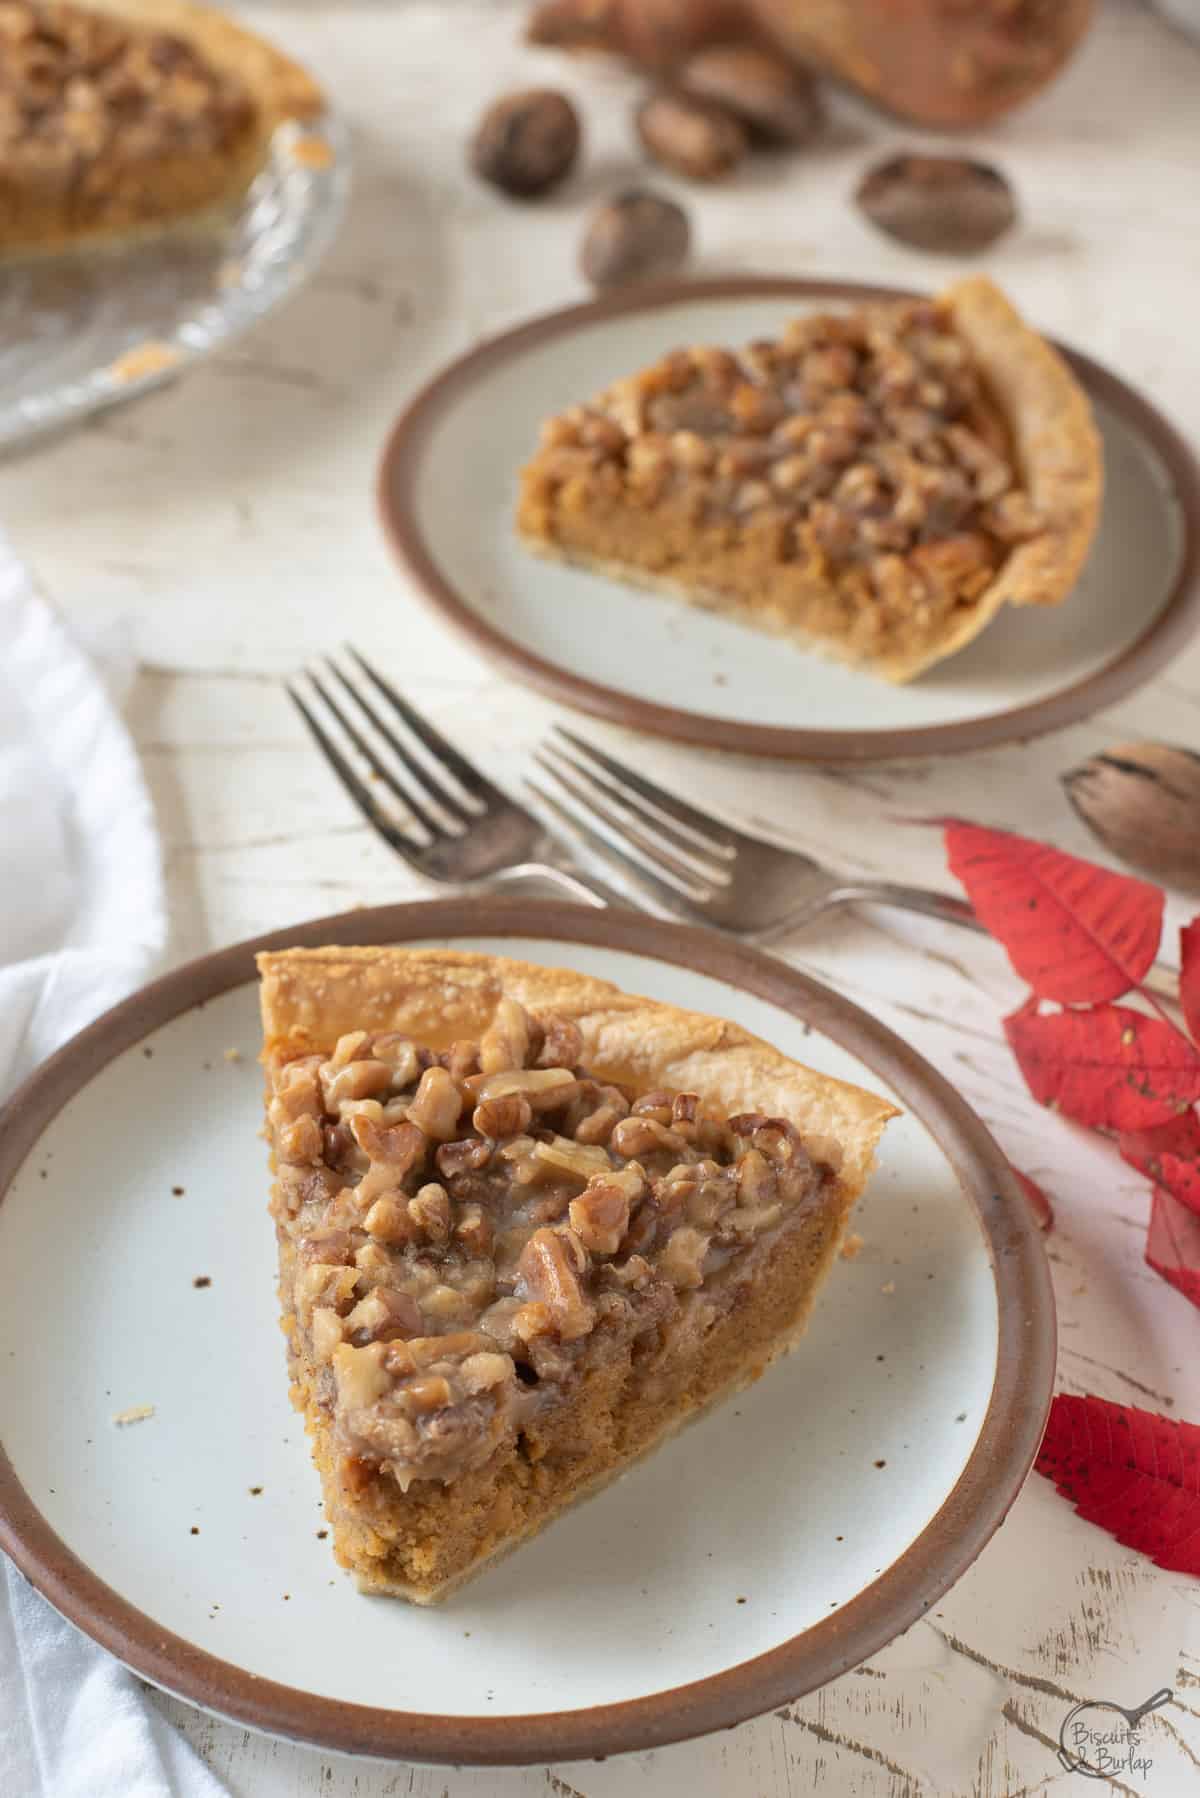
377, 276, 1200, 763
0, 900, 1053, 1764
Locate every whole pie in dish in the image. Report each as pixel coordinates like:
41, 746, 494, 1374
259, 946, 896, 1603
0, 0, 324, 254
516, 277, 1103, 682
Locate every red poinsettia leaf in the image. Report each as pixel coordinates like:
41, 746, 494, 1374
943, 821, 1164, 1004
1146, 1185, 1200, 1310
1181, 919, 1200, 1047
1004, 999, 1200, 1132
1035, 1394, 1200, 1574
1119, 1111, 1200, 1218
1012, 1167, 1054, 1231
1077, 1467, 1200, 1561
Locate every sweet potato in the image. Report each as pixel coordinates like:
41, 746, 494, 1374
527, 0, 1096, 128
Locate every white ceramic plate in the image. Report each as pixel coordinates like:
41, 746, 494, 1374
0, 901, 1053, 1763
0, 112, 349, 451
379, 277, 1200, 762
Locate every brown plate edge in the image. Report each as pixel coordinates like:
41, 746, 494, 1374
375, 273, 1200, 763
0, 897, 1056, 1764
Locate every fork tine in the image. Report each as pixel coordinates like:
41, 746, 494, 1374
524, 777, 699, 922
530, 750, 716, 904
327, 661, 473, 827
307, 669, 445, 839
346, 646, 502, 810
287, 685, 433, 861
551, 726, 739, 858
550, 741, 731, 881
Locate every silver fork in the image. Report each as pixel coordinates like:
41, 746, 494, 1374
290, 653, 1177, 1001
522, 725, 983, 938
525, 725, 1181, 1004
287, 649, 649, 915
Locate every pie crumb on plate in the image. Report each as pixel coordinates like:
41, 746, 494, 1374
112, 1404, 155, 1426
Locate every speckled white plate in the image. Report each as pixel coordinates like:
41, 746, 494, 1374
0, 901, 1054, 1763
379, 276, 1200, 762
0, 112, 349, 451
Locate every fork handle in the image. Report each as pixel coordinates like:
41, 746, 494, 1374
827, 879, 1180, 1006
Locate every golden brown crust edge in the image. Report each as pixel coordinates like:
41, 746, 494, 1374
878, 275, 1104, 682
74, 0, 324, 125
258, 945, 898, 1202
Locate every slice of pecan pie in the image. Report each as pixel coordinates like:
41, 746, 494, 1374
259, 946, 896, 1603
516, 277, 1103, 682
0, 0, 324, 254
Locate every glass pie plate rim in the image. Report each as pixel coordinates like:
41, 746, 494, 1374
0, 109, 351, 452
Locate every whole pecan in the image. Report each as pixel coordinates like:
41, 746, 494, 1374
470, 89, 582, 198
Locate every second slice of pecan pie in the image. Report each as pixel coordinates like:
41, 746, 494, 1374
0, 0, 324, 254
516, 277, 1102, 682
259, 946, 897, 1603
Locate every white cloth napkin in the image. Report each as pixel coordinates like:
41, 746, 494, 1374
0, 535, 162, 1087
0, 533, 227, 1796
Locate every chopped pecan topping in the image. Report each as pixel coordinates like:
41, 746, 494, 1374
531, 1135, 612, 1183
277, 1113, 323, 1166
310, 1306, 345, 1362
269, 994, 831, 1491
362, 1194, 414, 1246
406, 1066, 463, 1141
443, 1039, 481, 1083
299, 1229, 355, 1266
516, 1228, 596, 1342
631, 1088, 676, 1123
296, 1263, 357, 1327
0, 1, 255, 192
328, 1031, 370, 1070
345, 1287, 423, 1346
454, 1203, 494, 1258
349, 1113, 426, 1177
371, 1033, 420, 1086
659, 1224, 710, 1289
568, 1167, 642, 1255
435, 1136, 491, 1180
468, 1066, 580, 1111
333, 1341, 391, 1412
407, 1183, 452, 1245
480, 995, 532, 1075
735, 1146, 774, 1207
572, 1084, 631, 1145
271, 1161, 340, 1221
472, 1093, 533, 1138
611, 1114, 687, 1160
321, 1119, 358, 1171
320, 1058, 393, 1112
270, 1060, 322, 1124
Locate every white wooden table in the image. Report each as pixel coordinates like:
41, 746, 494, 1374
5, 3, 1200, 1791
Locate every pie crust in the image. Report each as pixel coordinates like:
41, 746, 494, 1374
259, 946, 896, 1602
0, 0, 325, 255
516, 276, 1103, 683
